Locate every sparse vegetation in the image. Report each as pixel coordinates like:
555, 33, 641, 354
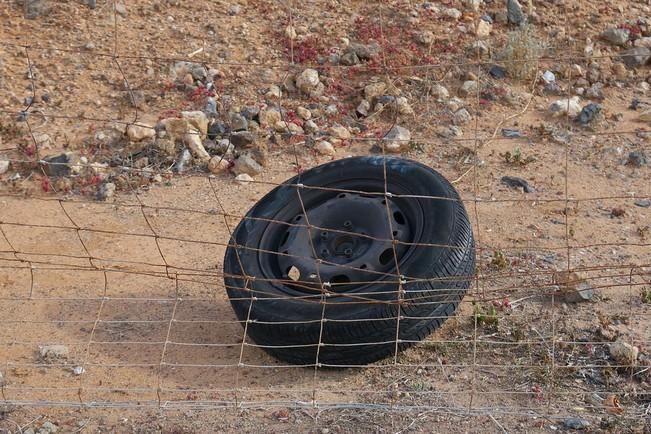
501, 24, 543, 80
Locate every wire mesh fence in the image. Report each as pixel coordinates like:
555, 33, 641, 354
0, 0, 650, 432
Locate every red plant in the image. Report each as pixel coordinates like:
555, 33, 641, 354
40, 177, 51, 192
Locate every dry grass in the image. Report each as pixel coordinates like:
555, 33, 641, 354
501, 24, 543, 80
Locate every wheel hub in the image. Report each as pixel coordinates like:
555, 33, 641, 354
276, 193, 411, 291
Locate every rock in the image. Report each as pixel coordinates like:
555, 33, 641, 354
453, 108, 472, 125
469, 40, 490, 58
154, 137, 176, 158
459, 80, 478, 97
24, 0, 49, 19
230, 131, 256, 147
576, 103, 601, 125
348, 42, 381, 60
447, 97, 465, 112
585, 83, 604, 100
315, 140, 336, 156
235, 173, 253, 184
39, 345, 69, 360
329, 124, 351, 140
445, 8, 462, 20
463, 0, 481, 11
127, 90, 145, 108
562, 417, 590, 430
259, 109, 282, 128
0, 158, 9, 175
437, 126, 463, 138
227, 4, 241, 15
40, 421, 59, 433
42, 153, 70, 177
475, 19, 491, 38
232, 154, 263, 176
553, 271, 595, 303
339, 51, 360, 66
489, 65, 507, 79
502, 128, 524, 138
183, 128, 210, 161
542, 70, 555, 83
431, 84, 450, 100
609, 339, 639, 365
356, 100, 371, 117
175, 149, 192, 173
96, 182, 116, 200
620, 47, 651, 68
266, 85, 282, 99
382, 126, 411, 153
602, 28, 630, 46
208, 156, 230, 174
114, 2, 127, 17
627, 150, 648, 167
506, 0, 525, 25
501, 176, 534, 192
415, 30, 435, 46
126, 123, 155, 141
72, 366, 85, 376
396, 97, 414, 115
296, 69, 320, 93
635, 199, 651, 207
296, 107, 311, 120
229, 112, 248, 131
364, 82, 387, 100
181, 111, 208, 138
304, 120, 319, 133
160, 118, 189, 141
549, 97, 582, 118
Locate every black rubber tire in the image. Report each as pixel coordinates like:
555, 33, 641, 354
223, 156, 475, 366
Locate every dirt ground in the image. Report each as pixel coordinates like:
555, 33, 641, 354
1, 0, 651, 432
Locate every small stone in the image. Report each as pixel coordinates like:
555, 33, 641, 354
549, 97, 582, 118
475, 19, 491, 38
232, 154, 263, 176
96, 182, 116, 200
544, 82, 562, 95
208, 156, 230, 174
296, 107, 311, 120
501, 176, 534, 193
437, 126, 463, 138
382, 126, 411, 153
39, 345, 69, 359
364, 82, 387, 100
227, 4, 241, 15
266, 85, 282, 99
507, 0, 525, 25
452, 108, 472, 125
447, 97, 465, 112
576, 103, 601, 125
542, 71, 555, 83
72, 366, 85, 376
114, 2, 127, 17
229, 112, 248, 131
348, 42, 381, 60
609, 339, 639, 365
459, 80, 479, 97
445, 8, 462, 20
489, 65, 507, 79
304, 120, 319, 133
395, 97, 414, 115
0, 158, 9, 175
181, 111, 209, 137
259, 109, 282, 128
627, 150, 648, 167
175, 149, 192, 173
329, 124, 351, 140
40, 422, 59, 433
284, 25, 297, 40
416, 31, 435, 45
602, 28, 630, 46
430, 84, 450, 100
160, 118, 189, 141
634, 199, 651, 207
0, 369, 5, 386
620, 47, 651, 69
553, 271, 595, 303
296, 69, 320, 93
126, 123, 155, 141
315, 140, 336, 156
230, 131, 256, 147
183, 128, 211, 162
585, 83, 604, 100
235, 173, 253, 184
24, 0, 49, 19
42, 153, 70, 177
463, 0, 481, 12
562, 417, 590, 430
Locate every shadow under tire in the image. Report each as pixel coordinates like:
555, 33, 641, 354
223, 156, 475, 366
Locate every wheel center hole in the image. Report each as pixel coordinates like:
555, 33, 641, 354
333, 235, 356, 256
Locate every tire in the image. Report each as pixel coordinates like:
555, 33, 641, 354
223, 156, 475, 366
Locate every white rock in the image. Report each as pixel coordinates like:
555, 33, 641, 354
396, 97, 414, 115
126, 123, 155, 141
304, 120, 319, 133
232, 154, 263, 176
447, 97, 465, 112
329, 124, 351, 140
183, 128, 210, 161
296, 106, 311, 120
296, 69, 320, 93
549, 96, 582, 118
382, 126, 411, 153
181, 111, 208, 137
431, 84, 450, 100
445, 8, 462, 19
315, 140, 336, 156
364, 82, 387, 99
475, 19, 491, 38
0, 158, 9, 175
235, 173, 253, 184
464, 0, 481, 11
453, 108, 472, 125
609, 339, 639, 365
39, 345, 69, 359
459, 80, 479, 97
208, 156, 230, 174
266, 85, 282, 98
72, 366, 85, 376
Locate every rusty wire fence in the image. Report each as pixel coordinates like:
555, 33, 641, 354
0, 0, 650, 430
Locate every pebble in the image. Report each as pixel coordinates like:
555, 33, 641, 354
627, 150, 648, 166
635, 199, 651, 207
315, 140, 336, 156
40, 422, 59, 434
258, 109, 282, 128
576, 103, 601, 125
0, 369, 4, 386
329, 124, 351, 140
39, 345, 69, 359
266, 85, 282, 99
463, 0, 481, 11
364, 82, 387, 100
295, 69, 320, 93
230, 131, 255, 147
96, 182, 116, 200
502, 128, 524, 138
395, 97, 414, 115
229, 112, 248, 131
445, 8, 462, 20
232, 154, 263, 176
452, 108, 472, 125
585, 83, 604, 100
542, 70, 555, 83
114, 2, 127, 17
549, 97, 582, 118
501, 176, 534, 193
506, 0, 525, 25
126, 123, 155, 141
553, 271, 595, 303
459, 80, 478, 97
382, 126, 411, 153
0, 158, 9, 175
208, 156, 230, 174
475, 19, 491, 38
609, 339, 639, 364
489, 65, 507, 79
562, 417, 590, 430
416, 31, 435, 45
601, 28, 630, 46
356, 100, 371, 117
296, 106, 311, 120
430, 84, 450, 100
437, 126, 463, 138
348, 42, 381, 60
42, 153, 71, 177
304, 120, 319, 133
235, 173, 254, 184
24, 0, 48, 19
227, 4, 241, 15
620, 47, 651, 68
72, 366, 85, 376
